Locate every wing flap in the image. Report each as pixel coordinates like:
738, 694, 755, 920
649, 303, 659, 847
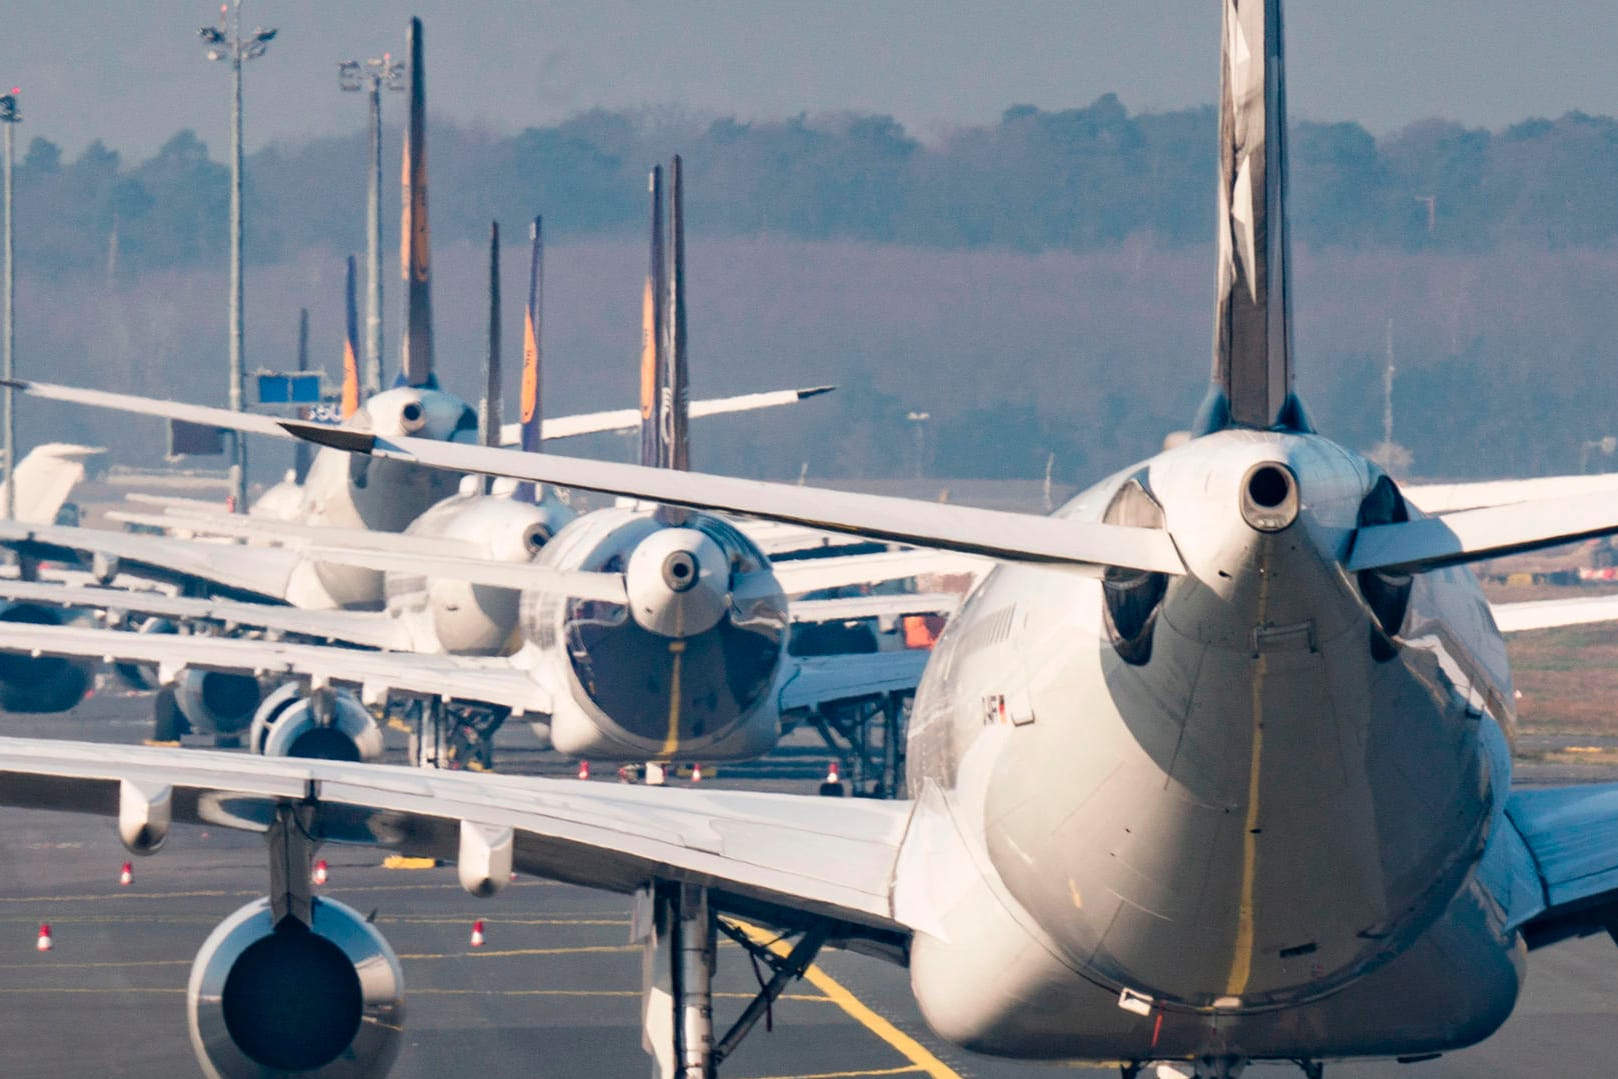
1506, 784, 1618, 947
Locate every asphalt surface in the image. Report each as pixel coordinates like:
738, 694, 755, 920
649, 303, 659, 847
2, 692, 1618, 1077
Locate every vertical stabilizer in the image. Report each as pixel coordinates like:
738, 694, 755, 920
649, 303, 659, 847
1202, 0, 1307, 433
341, 255, 361, 420
481, 221, 502, 451
514, 216, 544, 504
638, 166, 666, 468
663, 155, 691, 472
398, 16, 435, 388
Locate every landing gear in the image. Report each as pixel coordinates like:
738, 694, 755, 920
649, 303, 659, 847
636, 881, 829, 1077
809, 690, 909, 798
406, 700, 506, 769
149, 686, 191, 745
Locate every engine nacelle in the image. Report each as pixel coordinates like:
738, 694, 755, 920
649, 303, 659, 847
174, 668, 264, 738
253, 686, 384, 763
0, 602, 92, 713
188, 896, 404, 1079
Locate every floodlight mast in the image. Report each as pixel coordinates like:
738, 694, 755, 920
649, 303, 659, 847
0, 88, 18, 521
199, 1, 276, 513
338, 52, 405, 398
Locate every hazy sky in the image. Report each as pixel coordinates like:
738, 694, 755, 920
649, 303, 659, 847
2, 1, 1616, 160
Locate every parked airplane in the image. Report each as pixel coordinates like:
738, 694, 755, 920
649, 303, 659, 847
14, 3, 1618, 1077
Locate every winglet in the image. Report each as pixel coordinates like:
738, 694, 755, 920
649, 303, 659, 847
1197, 0, 1309, 435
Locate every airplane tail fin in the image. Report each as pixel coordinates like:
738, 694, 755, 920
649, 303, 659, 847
341, 255, 362, 420
514, 216, 544, 504
664, 155, 690, 473
638, 165, 666, 469
8, 444, 103, 525
1196, 0, 1310, 435
481, 221, 502, 450
398, 16, 436, 389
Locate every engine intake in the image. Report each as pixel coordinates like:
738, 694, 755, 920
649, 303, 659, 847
174, 668, 264, 738
250, 684, 384, 763
189, 896, 404, 1078
0, 602, 92, 713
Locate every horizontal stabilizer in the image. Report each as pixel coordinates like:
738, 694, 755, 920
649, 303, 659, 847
1349, 491, 1618, 574
279, 425, 1184, 574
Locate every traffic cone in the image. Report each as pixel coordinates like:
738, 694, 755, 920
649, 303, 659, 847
690, 763, 704, 784
312, 858, 329, 886
470, 919, 486, 948
576, 760, 590, 780
36, 924, 52, 952
119, 861, 133, 886
825, 761, 840, 784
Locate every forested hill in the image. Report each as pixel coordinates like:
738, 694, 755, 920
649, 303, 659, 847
12, 95, 1618, 276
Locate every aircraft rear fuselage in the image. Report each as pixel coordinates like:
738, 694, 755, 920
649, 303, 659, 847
904, 428, 1524, 1060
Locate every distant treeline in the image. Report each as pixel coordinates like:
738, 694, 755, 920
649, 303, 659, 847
12, 95, 1618, 277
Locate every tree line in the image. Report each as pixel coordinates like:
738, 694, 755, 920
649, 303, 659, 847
11, 95, 1618, 279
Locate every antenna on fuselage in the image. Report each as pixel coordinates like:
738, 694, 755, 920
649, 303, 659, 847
398, 16, 435, 389
514, 216, 545, 504
1196, 0, 1310, 435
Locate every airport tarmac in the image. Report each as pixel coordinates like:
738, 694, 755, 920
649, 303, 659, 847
0, 692, 1615, 1078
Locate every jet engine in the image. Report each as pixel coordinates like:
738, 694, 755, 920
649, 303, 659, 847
249, 683, 384, 763
188, 896, 404, 1079
385, 486, 573, 655
173, 668, 264, 741
0, 602, 92, 713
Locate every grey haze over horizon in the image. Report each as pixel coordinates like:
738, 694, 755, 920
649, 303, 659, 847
1, 1, 1615, 162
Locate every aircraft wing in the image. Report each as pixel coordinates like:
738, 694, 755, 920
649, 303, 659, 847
0, 579, 411, 651
0, 736, 914, 938
513, 386, 836, 443
0, 621, 548, 715
775, 650, 931, 714
1491, 593, 1618, 634
1505, 783, 1618, 949
773, 549, 988, 596
0, 521, 303, 603
791, 593, 959, 623
107, 509, 469, 557
282, 423, 1183, 574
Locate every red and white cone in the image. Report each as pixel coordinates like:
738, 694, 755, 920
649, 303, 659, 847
36, 924, 52, 952
469, 919, 486, 948
825, 761, 841, 784
119, 861, 133, 887
312, 858, 329, 887
576, 760, 590, 781
690, 763, 704, 784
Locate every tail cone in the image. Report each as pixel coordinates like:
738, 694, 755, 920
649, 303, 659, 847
119, 861, 133, 887
36, 924, 52, 952
470, 919, 486, 948
312, 858, 329, 887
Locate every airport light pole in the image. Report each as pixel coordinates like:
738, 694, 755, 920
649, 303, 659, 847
0, 89, 19, 521
200, 2, 276, 513
338, 53, 405, 397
